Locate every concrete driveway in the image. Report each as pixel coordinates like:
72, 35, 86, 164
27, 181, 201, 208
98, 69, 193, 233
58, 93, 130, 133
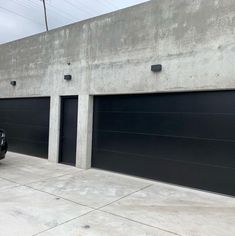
0, 152, 234, 236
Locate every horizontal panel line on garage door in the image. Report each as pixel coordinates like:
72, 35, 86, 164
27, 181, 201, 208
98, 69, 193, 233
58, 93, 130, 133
8, 137, 48, 144
93, 148, 235, 171
0, 108, 49, 111
94, 129, 235, 143
95, 111, 235, 115
0, 122, 49, 128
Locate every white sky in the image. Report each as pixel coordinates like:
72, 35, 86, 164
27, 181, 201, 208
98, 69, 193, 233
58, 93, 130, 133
0, 0, 148, 44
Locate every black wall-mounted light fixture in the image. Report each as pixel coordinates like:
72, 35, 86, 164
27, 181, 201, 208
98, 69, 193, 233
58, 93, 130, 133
151, 64, 162, 72
64, 75, 72, 81
10, 81, 16, 86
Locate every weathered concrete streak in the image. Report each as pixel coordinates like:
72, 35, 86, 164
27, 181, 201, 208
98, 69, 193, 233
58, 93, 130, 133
76, 95, 93, 169
48, 95, 61, 163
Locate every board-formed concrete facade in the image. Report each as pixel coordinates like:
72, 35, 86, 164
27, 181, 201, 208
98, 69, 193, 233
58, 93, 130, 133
0, 0, 235, 168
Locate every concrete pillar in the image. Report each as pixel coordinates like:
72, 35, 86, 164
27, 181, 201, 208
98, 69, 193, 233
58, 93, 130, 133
48, 95, 61, 163
76, 95, 93, 169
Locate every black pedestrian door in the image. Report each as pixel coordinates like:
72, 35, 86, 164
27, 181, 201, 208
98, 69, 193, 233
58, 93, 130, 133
92, 91, 235, 196
59, 96, 78, 166
0, 97, 50, 158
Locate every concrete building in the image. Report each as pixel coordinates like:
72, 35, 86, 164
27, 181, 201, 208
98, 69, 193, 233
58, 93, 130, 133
0, 0, 235, 196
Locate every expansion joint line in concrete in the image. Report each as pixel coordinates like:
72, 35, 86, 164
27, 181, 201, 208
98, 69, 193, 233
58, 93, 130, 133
31, 182, 182, 236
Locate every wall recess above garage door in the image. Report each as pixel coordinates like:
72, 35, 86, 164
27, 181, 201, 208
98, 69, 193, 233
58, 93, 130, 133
0, 97, 50, 158
92, 91, 235, 196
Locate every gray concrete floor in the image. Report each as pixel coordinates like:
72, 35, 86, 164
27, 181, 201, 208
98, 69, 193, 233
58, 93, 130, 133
0, 152, 234, 236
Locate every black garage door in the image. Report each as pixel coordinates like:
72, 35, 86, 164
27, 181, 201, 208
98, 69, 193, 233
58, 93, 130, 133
92, 91, 235, 196
0, 97, 50, 158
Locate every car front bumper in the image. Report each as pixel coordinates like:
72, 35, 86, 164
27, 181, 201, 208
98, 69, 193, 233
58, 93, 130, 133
0, 143, 7, 160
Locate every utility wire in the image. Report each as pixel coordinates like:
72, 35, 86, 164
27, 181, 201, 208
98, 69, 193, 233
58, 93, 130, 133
46, 2, 79, 21
42, 0, 48, 31
34, 0, 77, 21
0, 6, 44, 26
96, 0, 118, 10
27, 0, 76, 22
64, 0, 100, 16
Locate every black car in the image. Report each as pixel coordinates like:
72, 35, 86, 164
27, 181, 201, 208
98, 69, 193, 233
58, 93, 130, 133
0, 130, 7, 159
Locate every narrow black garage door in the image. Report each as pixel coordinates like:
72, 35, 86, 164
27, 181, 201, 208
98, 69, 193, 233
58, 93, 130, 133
0, 98, 50, 158
92, 91, 235, 196
59, 96, 78, 166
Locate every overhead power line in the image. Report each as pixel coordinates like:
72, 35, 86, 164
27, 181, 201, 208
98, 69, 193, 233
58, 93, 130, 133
42, 0, 48, 31
34, 0, 78, 21
26, 0, 76, 22
0, 6, 44, 26
64, 0, 100, 16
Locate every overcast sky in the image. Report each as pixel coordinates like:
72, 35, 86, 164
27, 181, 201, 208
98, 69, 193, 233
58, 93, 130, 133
0, 0, 148, 44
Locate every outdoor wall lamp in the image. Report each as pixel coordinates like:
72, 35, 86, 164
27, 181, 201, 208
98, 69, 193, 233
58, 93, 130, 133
64, 75, 72, 81
151, 64, 162, 72
10, 81, 16, 86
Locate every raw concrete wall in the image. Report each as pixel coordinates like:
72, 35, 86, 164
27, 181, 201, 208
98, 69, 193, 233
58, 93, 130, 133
1, 0, 235, 97
0, 0, 235, 167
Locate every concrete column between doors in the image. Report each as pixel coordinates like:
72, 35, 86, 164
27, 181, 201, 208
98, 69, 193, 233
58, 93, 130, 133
76, 95, 94, 169
48, 95, 61, 163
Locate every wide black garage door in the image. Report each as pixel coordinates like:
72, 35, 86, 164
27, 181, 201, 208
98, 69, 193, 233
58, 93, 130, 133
92, 91, 235, 196
0, 97, 50, 158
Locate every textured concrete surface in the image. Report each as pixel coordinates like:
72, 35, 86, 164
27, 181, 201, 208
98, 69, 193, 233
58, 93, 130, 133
0, 152, 79, 184
76, 95, 94, 169
103, 184, 235, 236
0, 152, 234, 236
28, 168, 151, 208
0, 186, 91, 236
1, 0, 235, 97
48, 95, 61, 164
0, 177, 19, 191
38, 211, 174, 236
